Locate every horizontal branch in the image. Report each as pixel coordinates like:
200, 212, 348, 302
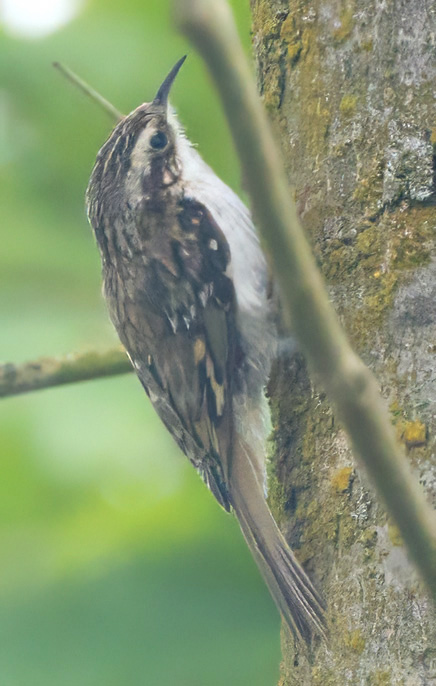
174, 0, 436, 597
0, 348, 132, 398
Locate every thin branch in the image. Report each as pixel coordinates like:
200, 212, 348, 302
174, 0, 436, 597
53, 62, 123, 122
0, 349, 132, 398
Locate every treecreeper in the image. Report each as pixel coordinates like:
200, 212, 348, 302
86, 56, 325, 642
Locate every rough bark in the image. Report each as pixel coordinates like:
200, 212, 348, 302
251, 0, 436, 683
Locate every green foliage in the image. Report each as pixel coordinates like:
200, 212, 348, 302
0, 1, 280, 683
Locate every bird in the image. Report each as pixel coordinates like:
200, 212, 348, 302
86, 55, 325, 642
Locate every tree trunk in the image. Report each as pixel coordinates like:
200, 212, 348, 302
250, 0, 436, 682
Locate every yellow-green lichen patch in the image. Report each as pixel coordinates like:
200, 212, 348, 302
266, 468, 287, 527
355, 223, 382, 266
302, 80, 331, 154
293, 405, 358, 556
331, 466, 354, 492
372, 670, 392, 686
262, 63, 283, 111
300, 27, 312, 57
251, 3, 287, 113
402, 419, 427, 447
389, 402, 427, 449
279, 4, 313, 58
280, 12, 302, 64
295, 486, 356, 562
388, 522, 404, 547
343, 206, 434, 347
267, 357, 318, 533
276, 3, 331, 159
340, 94, 358, 117
311, 666, 336, 685
358, 526, 378, 560
364, 271, 398, 321
268, 359, 349, 564
352, 157, 385, 215
392, 208, 433, 268
389, 399, 404, 420
279, 12, 294, 42
333, 5, 354, 43
294, 497, 325, 550
286, 40, 302, 62
361, 38, 373, 52
344, 628, 366, 654
251, 1, 282, 38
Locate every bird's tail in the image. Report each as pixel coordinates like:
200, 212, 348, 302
229, 436, 326, 643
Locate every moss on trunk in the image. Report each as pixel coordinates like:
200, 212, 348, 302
252, 0, 436, 682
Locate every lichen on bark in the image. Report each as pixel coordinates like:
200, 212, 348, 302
252, 0, 436, 682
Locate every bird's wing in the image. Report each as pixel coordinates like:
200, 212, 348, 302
122, 196, 240, 511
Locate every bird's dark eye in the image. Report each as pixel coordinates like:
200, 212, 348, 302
150, 131, 168, 150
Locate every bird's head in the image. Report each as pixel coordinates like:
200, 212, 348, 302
87, 56, 187, 228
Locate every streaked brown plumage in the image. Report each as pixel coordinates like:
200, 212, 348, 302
86, 57, 325, 642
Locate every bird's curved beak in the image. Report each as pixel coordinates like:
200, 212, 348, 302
153, 55, 187, 108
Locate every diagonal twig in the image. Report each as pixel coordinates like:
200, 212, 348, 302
53, 62, 123, 122
174, 0, 436, 598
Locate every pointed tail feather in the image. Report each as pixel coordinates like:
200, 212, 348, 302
229, 440, 326, 643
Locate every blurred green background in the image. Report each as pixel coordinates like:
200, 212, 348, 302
0, 0, 281, 684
